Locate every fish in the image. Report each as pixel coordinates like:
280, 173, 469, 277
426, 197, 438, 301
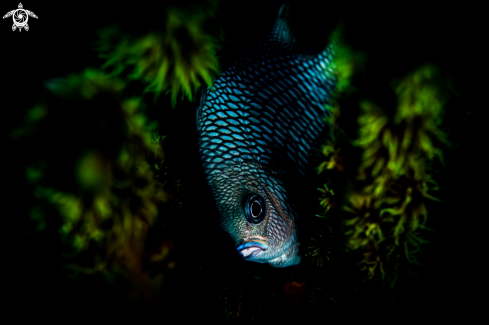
196, 3, 336, 267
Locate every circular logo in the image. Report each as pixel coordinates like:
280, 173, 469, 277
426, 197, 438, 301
13, 9, 28, 27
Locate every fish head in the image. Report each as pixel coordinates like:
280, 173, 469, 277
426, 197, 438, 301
209, 161, 300, 267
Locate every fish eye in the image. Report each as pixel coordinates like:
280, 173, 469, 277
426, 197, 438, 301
243, 194, 266, 224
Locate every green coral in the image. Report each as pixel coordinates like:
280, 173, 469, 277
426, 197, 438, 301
329, 26, 365, 95
95, 7, 220, 106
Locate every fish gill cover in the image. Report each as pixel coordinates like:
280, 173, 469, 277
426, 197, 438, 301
6, 0, 479, 322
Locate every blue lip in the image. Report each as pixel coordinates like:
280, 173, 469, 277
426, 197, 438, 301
236, 241, 268, 251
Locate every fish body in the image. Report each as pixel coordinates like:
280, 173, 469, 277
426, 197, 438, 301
197, 5, 336, 267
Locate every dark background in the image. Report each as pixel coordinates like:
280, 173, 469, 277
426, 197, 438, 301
2, 0, 484, 322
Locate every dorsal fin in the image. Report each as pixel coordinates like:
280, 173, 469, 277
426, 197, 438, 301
269, 3, 296, 47
269, 1, 336, 55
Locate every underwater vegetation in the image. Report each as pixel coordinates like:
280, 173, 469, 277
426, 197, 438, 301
10, 68, 183, 303
314, 61, 448, 282
5, 0, 482, 322
94, 5, 220, 106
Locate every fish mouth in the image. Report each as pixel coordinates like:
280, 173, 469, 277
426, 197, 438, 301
236, 237, 269, 259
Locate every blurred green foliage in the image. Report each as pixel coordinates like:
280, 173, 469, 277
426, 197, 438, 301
329, 26, 365, 95
11, 68, 179, 301
95, 6, 220, 106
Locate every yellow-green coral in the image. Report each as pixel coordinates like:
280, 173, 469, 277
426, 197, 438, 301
317, 140, 345, 173
343, 173, 438, 280
340, 66, 447, 280
355, 65, 448, 185
394, 65, 449, 160
315, 55, 447, 282
360, 249, 386, 280
343, 194, 384, 250
96, 7, 220, 106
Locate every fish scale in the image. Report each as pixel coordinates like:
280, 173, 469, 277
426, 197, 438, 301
197, 4, 336, 267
